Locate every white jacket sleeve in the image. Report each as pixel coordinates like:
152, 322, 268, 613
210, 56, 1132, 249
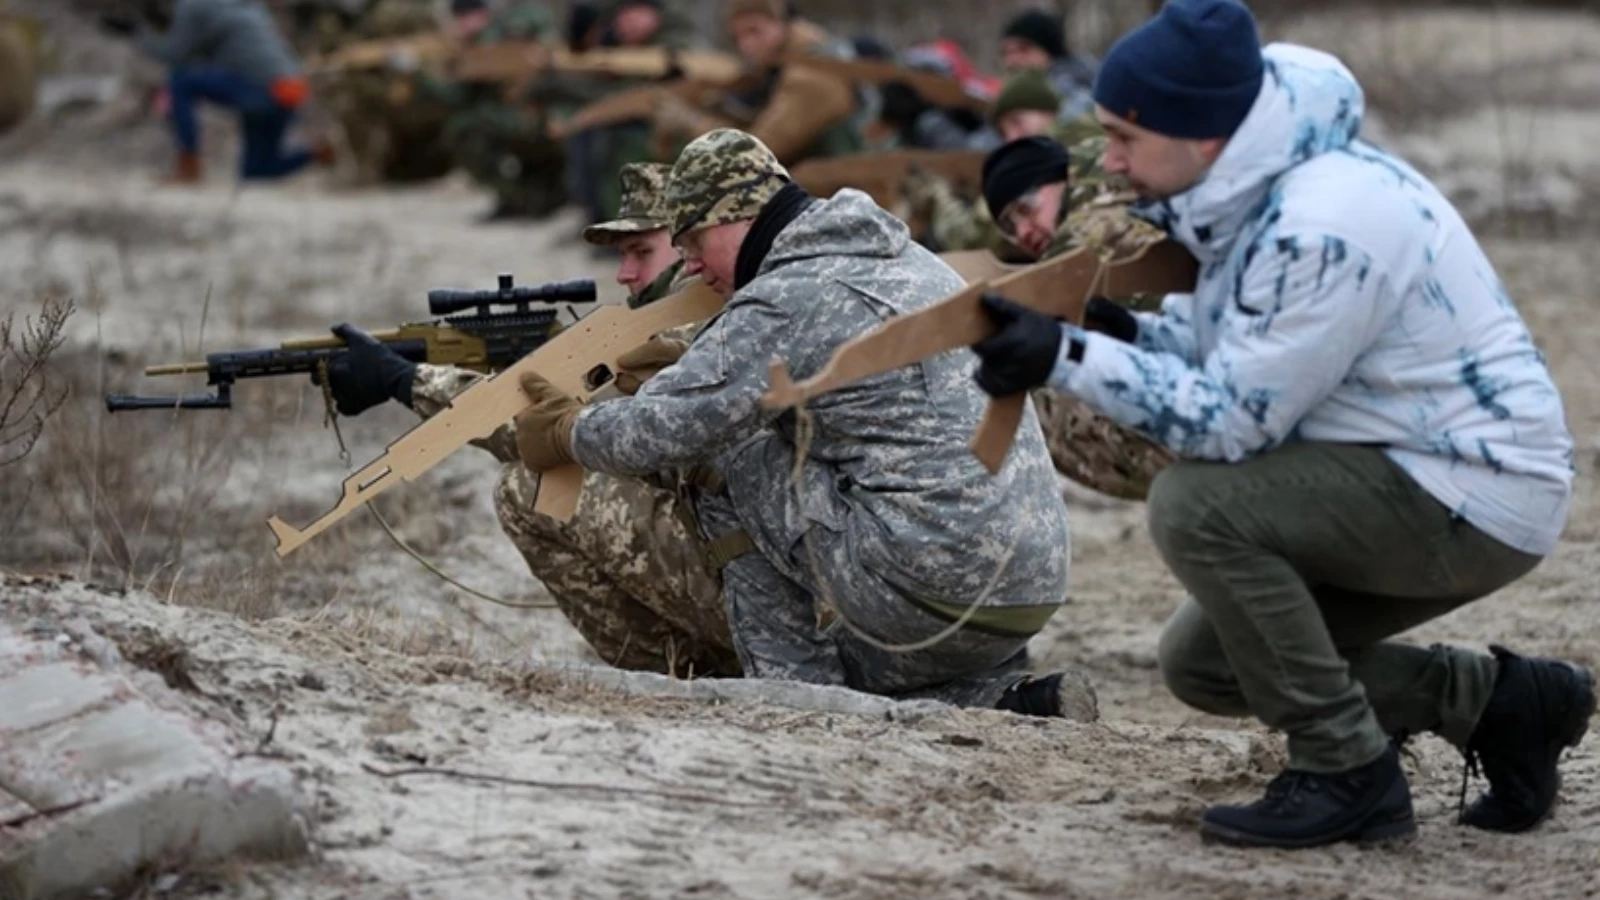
1052, 232, 1389, 461
1132, 292, 1200, 359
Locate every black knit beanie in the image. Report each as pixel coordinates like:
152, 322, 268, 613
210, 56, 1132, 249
982, 136, 1071, 221
1002, 9, 1067, 60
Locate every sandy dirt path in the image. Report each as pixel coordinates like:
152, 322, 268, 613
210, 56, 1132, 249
3, 6, 1599, 898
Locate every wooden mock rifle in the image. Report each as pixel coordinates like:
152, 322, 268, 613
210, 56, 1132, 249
789, 148, 987, 216
761, 240, 1200, 473
783, 53, 991, 116
261, 245, 1188, 558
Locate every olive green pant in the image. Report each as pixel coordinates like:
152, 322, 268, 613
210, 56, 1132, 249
1148, 442, 1542, 773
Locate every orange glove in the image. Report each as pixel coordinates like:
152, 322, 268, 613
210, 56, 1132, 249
515, 372, 580, 473
613, 337, 688, 395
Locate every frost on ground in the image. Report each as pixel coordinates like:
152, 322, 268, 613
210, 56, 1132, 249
2, 5, 1599, 899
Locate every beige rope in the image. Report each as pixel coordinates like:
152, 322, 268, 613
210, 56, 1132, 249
365, 504, 556, 610
318, 368, 554, 611
787, 398, 1018, 655
780, 254, 1112, 654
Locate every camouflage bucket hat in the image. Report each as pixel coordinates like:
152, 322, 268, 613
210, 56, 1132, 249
666, 129, 790, 242
582, 162, 674, 245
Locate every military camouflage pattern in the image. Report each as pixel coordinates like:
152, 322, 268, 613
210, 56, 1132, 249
570, 188, 1072, 707
320, 70, 456, 184
901, 166, 1002, 254
417, 2, 569, 216
1030, 133, 1178, 501
446, 102, 569, 216
1046, 134, 1167, 259
909, 117, 1105, 255
582, 161, 672, 244
665, 129, 790, 239
286, 0, 434, 56
410, 362, 737, 676
631, 258, 689, 309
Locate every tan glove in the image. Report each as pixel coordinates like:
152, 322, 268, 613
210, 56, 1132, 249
514, 372, 580, 473
613, 337, 689, 395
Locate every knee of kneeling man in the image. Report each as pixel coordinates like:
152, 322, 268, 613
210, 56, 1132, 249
492, 464, 540, 529
1145, 461, 1224, 554
1156, 621, 1233, 713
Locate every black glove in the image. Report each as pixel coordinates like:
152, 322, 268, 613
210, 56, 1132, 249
878, 81, 929, 132
98, 12, 139, 36
1084, 296, 1138, 344
313, 323, 417, 416
971, 293, 1067, 397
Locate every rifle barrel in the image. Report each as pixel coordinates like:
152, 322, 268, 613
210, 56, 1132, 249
145, 362, 210, 376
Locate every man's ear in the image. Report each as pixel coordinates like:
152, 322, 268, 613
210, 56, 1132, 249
1196, 137, 1228, 166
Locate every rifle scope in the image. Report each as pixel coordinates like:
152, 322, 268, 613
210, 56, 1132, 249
428, 273, 596, 316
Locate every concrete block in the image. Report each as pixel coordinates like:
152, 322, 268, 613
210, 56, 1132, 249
0, 622, 308, 900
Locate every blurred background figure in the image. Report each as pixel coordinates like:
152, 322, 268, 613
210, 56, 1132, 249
999, 6, 1098, 123
99, 0, 333, 184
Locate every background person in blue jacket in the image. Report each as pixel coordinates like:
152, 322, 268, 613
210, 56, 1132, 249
971, 0, 1594, 849
102, 0, 330, 184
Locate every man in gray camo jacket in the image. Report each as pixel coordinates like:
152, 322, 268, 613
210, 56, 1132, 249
513, 128, 1095, 718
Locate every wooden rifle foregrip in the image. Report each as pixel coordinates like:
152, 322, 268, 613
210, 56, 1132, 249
532, 464, 582, 520
970, 395, 1027, 474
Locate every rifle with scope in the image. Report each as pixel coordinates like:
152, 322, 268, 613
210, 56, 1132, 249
105, 274, 594, 412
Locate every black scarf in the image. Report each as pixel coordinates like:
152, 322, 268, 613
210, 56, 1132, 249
734, 181, 815, 291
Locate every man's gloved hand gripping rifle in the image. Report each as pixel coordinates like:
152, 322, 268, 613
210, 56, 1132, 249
761, 238, 1199, 471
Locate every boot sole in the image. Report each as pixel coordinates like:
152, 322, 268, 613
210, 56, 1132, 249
1199, 811, 1416, 849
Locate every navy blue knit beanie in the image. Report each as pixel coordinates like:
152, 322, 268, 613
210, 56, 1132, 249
1092, 0, 1264, 139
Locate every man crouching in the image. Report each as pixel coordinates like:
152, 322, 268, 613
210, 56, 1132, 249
971, 0, 1592, 846
514, 128, 1093, 718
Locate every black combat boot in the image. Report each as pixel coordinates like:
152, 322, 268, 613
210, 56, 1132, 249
1459, 644, 1596, 833
1200, 743, 1416, 848
995, 671, 1098, 722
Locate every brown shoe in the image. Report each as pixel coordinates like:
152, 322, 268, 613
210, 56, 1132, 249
162, 152, 202, 185
310, 136, 337, 167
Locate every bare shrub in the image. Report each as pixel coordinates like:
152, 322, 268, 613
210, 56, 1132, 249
0, 291, 73, 468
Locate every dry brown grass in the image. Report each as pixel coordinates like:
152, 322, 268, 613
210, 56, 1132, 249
0, 293, 484, 650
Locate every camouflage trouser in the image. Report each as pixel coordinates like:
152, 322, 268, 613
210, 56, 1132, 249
687, 435, 1035, 709
1033, 290, 1176, 501
321, 74, 455, 185
1031, 389, 1176, 501
445, 103, 569, 216
410, 364, 735, 676
494, 464, 739, 677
